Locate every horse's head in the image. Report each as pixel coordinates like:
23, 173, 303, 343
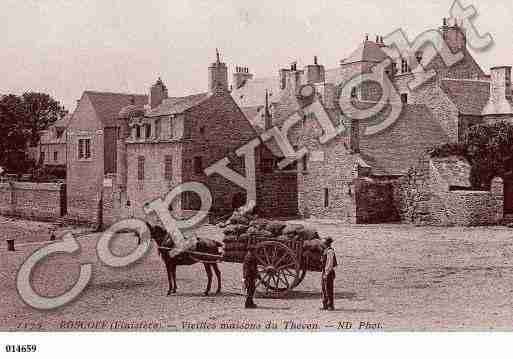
146, 222, 173, 248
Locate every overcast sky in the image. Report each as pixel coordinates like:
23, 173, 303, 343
2, 0, 512, 111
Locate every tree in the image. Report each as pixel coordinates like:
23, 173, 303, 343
0, 95, 30, 172
22, 92, 67, 146
0, 92, 67, 173
431, 122, 513, 190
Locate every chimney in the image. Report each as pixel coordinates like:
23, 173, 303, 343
482, 66, 513, 116
279, 68, 290, 90
305, 56, 325, 84
264, 90, 272, 130
439, 18, 466, 52
149, 77, 168, 109
208, 49, 228, 93
233, 65, 253, 90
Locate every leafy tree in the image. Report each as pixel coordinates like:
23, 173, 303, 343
431, 122, 513, 189
22, 92, 67, 146
0, 93, 67, 173
0, 95, 30, 172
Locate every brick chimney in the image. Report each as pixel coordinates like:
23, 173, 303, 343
208, 49, 228, 93
232, 66, 253, 90
439, 18, 467, 53
304, 56, 325, 84
149, 77, 168, 109
279, 62, 303, 93
482, 66, 513, 116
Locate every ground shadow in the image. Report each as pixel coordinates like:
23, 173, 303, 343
285, 290, 357, 300
328, 308, 376, 313
92, 279, 151, 291
169, 291, 243, 298
244, 306, 292, 311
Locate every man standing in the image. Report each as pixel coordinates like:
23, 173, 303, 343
243, 248, 258, 309
321, 237, 337, 311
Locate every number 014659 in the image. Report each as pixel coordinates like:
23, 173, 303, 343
5, 345, 37, 353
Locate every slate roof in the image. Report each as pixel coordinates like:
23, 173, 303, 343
440, 79, 490, 116
85, 91, 147, 127
358, 103, 449, 176
146, 92, 210, 117
341, 40, 388, 64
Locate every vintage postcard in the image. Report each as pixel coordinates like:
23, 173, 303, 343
1, 0, 513, 349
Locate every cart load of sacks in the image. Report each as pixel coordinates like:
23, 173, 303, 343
218, 203, 325, 270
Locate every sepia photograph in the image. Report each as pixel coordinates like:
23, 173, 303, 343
1, 0, 513, 355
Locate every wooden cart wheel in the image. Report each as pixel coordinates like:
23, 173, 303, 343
254, 241, 300, 295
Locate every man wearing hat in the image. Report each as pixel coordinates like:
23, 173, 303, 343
321, 237, 337, 310
243, 248, 258, 309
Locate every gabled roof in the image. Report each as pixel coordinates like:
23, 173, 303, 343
146, 93, 210, 117
84, 91, 147, 127
440, 79, 490, 116
342, 40, 388, 65
359, 103, 448, 176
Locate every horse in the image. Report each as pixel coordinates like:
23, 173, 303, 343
146, 222, 223, 296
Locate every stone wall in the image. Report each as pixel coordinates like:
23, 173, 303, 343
257, 172, 298, 218
0, 181, 64, 221
395, 155, 504, 226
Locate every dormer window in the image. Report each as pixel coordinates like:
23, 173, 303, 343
401, 59, 409, 73
145, 123, 151, 139
415, 51, 423, 65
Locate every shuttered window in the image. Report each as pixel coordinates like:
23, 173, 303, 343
138, 156, 145, 181
164, 155, 173, 180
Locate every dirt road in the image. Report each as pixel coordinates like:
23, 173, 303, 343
2, 220, 513, 331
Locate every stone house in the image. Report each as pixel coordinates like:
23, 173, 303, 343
106, 54, 298, 225
66, 90, 147, 224
30, 114, 72, 171
230, 19, 511, 224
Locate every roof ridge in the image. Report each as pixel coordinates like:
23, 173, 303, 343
84, 90, 147, 97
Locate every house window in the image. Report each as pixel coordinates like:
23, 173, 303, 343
155, 119, 161, 139
136, 125, 141, 139
137, 156, 145, 181
40, 152, 45, 164
193, 156, 203, 175
164, 155, 173, 180
169, 116, 174, 139
324, 188, 329, 208
78, 139, 91, 159
54, 151, 58, 162
401, 93, 408, 104
401, 59, 409, 73
199, 126, 205, 136
415, 51, 423, 65
145, 123, 151, 139
351, 87, 357, 98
